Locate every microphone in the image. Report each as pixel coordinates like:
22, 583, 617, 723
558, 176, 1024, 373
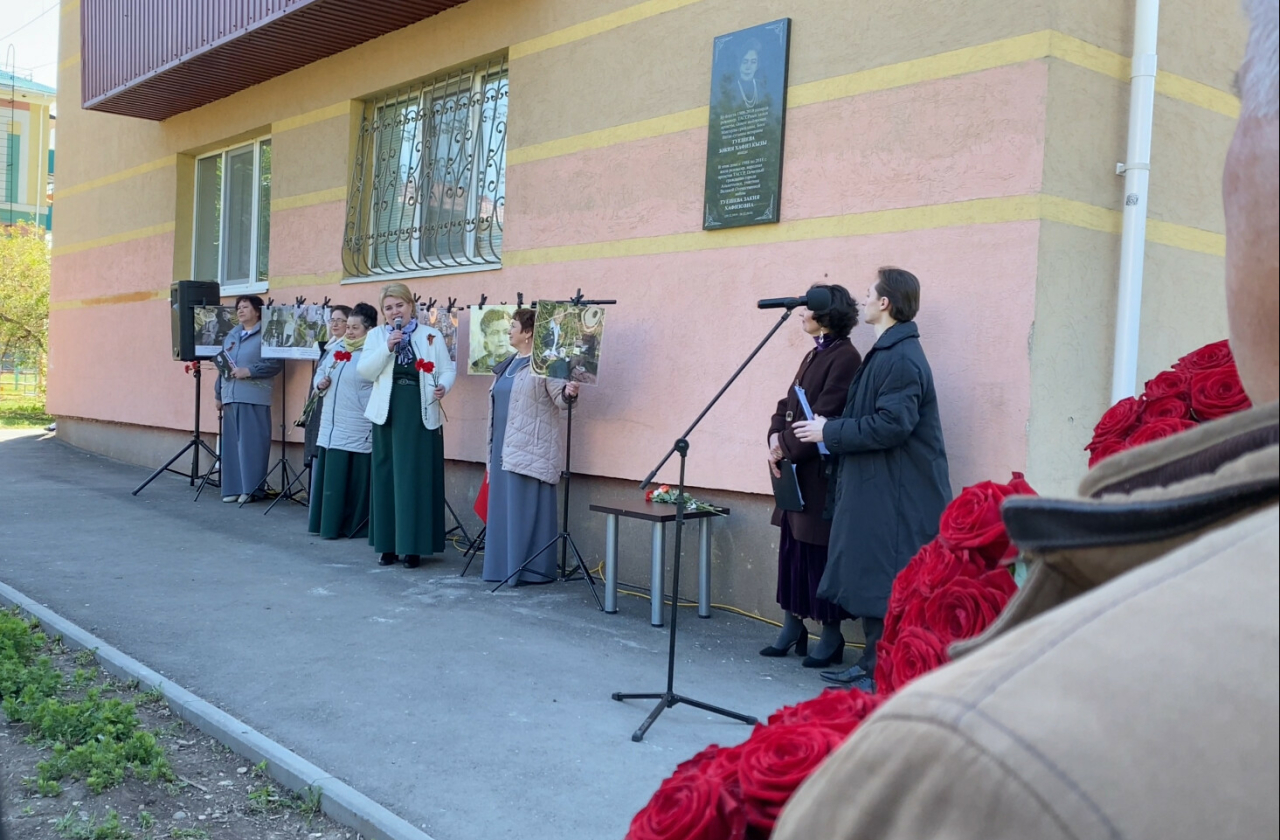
757, 287, 832, 313
393, 316, 403, 331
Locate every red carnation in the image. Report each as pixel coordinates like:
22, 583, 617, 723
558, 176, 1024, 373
922, 570, 1017, 645
767, 689, 884, 737
738, 724, 845, 834
1087, 396, 1145, 454
1126, 417, 1197, 447
938, 473, 1038, 563
1142, 369, 1191, 400
416, 359, 435, 374
1189, 364, 1252, 421
878, 626, 949, 693
626, 769, 735, 840
1143, 395, 1192, 421
1173, 339, 1233, 374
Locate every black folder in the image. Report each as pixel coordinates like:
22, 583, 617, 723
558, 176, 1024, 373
771, 459, 804, 511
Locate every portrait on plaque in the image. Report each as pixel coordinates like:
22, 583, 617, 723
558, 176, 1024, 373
703, 18, 791, 230
531, 301, 605, 386
467, 304, 518, 375
194, 305, 237, 358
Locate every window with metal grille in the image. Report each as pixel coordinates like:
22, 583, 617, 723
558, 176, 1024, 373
342, 55, 508, 278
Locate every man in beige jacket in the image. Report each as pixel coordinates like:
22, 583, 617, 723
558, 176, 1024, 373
772, 1, 1280, 837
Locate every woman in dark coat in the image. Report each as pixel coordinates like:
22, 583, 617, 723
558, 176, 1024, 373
762, 284, 862, 667
794, 267, 951, 690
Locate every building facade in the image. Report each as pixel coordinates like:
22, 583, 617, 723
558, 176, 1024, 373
49, 0, 1243, 616
1, 69, 55, 230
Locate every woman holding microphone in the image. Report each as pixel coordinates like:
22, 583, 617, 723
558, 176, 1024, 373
214, 295, 283, 503
762, 284, 861, 667
357, 284, 455, 568
308, 303, 376, 539
482, 308, 580, 584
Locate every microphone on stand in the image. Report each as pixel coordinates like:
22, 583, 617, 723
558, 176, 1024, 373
756, 287, 833, 313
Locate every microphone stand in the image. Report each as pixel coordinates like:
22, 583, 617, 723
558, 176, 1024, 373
612, 304, 797, 741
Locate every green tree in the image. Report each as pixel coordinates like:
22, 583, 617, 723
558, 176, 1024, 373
0, 222, 50, 362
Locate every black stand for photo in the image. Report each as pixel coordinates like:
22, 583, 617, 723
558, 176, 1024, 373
612, 306, 801, 742
132, 364, 219, 496
255, 362, 308, 511
490, 291, 613, 608
192, 404, 222, 502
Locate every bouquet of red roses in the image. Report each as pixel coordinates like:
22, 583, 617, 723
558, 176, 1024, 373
1085, 339, 1251, 467
626, 473, 1036, 840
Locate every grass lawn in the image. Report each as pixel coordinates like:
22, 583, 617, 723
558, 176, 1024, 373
0, 398, 53, 429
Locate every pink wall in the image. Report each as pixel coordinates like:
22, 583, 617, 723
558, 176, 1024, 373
49, 62, 1047, 498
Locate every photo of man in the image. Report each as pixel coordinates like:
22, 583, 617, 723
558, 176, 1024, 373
467, 305, 517, 375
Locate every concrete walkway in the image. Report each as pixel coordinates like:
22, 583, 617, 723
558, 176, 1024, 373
0, 430, 826, 840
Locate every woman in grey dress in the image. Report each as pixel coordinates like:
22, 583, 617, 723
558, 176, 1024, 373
483, 308, 580, 584
213, 295, 283, 503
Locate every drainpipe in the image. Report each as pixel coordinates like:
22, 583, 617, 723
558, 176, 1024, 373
1111, 0, 1160, 402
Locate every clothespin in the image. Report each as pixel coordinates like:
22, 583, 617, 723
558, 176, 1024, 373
321, 296, 332, 307
446, 296, 458, 313
266, 297, 275, 307
517, 292, 524, 307
477, 294, 488, 307
425, 297, 437, 311
570, 289, 585, 305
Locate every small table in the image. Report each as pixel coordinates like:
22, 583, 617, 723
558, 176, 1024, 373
588, 501, 730, 626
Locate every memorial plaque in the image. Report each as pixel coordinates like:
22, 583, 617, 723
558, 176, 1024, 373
703, 18, 791, 230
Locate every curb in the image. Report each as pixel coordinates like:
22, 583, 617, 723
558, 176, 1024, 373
0, 581, 436, 840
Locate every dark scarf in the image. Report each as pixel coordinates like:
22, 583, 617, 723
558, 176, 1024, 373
394, 319, 418, 367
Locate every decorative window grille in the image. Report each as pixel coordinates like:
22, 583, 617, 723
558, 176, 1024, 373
342, 55, 508, 278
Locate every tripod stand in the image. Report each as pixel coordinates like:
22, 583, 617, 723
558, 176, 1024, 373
613, 305, 799, 741
132, 364, 219, 496
254, 363, 307, 511
491, 397, 603, 610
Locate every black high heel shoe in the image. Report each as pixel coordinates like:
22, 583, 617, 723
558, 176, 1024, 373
802, 638, 846, 669
759, 633, 809, 658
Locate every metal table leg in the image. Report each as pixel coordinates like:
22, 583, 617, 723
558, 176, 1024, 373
650, 521, 665, 627
604, 513, 619, 614
698, 517, 712, 618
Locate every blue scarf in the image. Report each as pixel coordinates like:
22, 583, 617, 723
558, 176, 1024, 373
394, 319, 418, 367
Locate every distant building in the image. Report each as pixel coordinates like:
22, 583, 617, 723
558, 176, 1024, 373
0, 69, 55, 230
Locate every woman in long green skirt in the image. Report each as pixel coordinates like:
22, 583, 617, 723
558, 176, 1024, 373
356, 283, 456, 568
308, 304, 375, 540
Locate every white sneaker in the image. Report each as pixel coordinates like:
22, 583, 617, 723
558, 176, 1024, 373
222, 496, 238, 503
238, 494, 252, 503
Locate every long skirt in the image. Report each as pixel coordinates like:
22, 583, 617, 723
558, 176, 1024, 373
369, 378, 445, 556
308, 446, 371, 539
776, 516, 850, 624
221, 402, 272, 497
481, 468, 559, 584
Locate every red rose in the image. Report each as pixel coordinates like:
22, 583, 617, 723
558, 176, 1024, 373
1126, 417, 1197, 447
873, 640, 896, 692
1173, 339, 1233, 374
1189, 364, 1252, 421
738, 724, 845, 834
914, 540, 987, 595
922, 570, 1017, 645
938, 473, 1038, 563
767, 688, 884, 737
626, 770, 734, 840
674, 744, 742, 785
1087, 396, 1145, 453
1142, 369, 1192, 400
1086, 435, 1129, 467
881, 626, 949, 692
1143, 395, 1192, 421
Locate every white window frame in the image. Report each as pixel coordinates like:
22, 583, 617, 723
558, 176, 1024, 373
191, 137, 271, 294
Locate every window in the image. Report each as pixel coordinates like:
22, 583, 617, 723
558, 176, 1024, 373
193, 138, 272, 289
342, 55, 507, 278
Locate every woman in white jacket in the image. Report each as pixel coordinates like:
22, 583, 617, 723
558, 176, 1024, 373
308, 303, 376, 540
356, 283, 456, 568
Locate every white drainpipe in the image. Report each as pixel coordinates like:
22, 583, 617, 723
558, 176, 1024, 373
1111, 0, 1160, 403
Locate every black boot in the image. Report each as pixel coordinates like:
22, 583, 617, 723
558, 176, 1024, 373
802, 622, 846, 668
760, 613, 809, 657
378, 553, 397, 566
403, 555, 422, 569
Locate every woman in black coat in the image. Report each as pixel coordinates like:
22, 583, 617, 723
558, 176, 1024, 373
762, 284, 862, 667
794, 268, 951, 690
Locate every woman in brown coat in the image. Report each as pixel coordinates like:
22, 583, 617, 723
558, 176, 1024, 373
763, 284, 862, 667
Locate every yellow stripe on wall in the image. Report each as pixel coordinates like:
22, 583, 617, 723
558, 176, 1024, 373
57, 156, 178, 199
510, 0, 706, 60
50, 289, 167, 312
270, 271, 345, 290
272, 102, 351, 134
59, 54, 80, 71
61, 0, 80, 17
51, 222, 176, 258
271, 187, 347, 213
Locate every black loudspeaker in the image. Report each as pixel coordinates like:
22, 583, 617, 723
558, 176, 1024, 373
170, 280, 223, 361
